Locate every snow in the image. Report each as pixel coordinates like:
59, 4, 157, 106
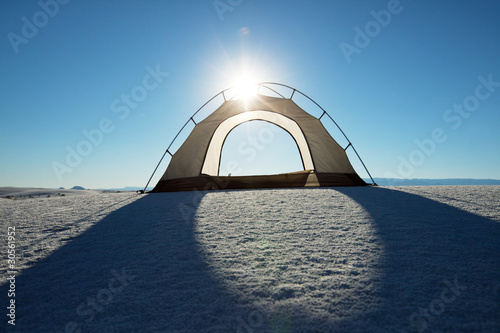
0, 187, 100, 199
1, 186, 499, 332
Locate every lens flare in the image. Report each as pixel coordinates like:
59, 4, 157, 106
234, 78, 258, 101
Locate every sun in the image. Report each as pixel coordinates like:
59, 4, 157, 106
233, 77, 259, 101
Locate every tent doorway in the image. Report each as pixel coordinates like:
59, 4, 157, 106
218, 120, 304, 176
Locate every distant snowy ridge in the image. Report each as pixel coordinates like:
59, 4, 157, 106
0, 187, 99, 199
97, 186, 154, 192
369, 178, 500, 186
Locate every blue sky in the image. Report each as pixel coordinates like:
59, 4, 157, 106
1, 0, 499, 189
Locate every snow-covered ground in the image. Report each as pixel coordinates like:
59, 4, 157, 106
1, 186, 499, 332
0, 187, 100, 199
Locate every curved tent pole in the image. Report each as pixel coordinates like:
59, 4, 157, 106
258, 82, 377, 186
142, 90, 228, 192
323, 112, 377, 186
142, 85, 248, 192
143, 82, 376, 192
257, 84, 287, 99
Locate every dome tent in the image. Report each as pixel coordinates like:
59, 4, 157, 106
146, 83, 375, 192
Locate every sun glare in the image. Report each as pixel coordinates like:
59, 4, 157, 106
234, 77, 259, 100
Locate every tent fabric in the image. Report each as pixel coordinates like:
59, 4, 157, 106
152, 94, 367, 192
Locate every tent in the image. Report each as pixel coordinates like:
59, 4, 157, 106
148, 83, 374, 192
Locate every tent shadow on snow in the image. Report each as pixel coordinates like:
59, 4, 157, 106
2, 187, 500, 332
332, 187, 500, 331
2, 192, 248, 332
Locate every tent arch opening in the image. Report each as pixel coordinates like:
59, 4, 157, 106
201, 110, 315, 176
218, 120, 307, 177
148, 85, 373, 193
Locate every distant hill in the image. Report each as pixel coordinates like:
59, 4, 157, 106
71, 186, 86, 190
367, 178, 500, 186
99, 187, 153, 192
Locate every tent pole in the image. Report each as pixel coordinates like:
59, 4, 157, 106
350, 145, 377, 186
142, 149, 171, 193
142, 89, 229, 192
259, 83, 377, 186
259, 85, 287, 99
323, 112, 376, 185
142, 115, 194, 192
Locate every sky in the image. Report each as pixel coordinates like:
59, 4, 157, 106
1, 0, 499, 189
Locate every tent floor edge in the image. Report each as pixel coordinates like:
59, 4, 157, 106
151, 172, 367, 193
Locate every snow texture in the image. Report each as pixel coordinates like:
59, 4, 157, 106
1, 186, 499, 332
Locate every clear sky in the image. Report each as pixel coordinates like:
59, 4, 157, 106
1, 0, 499, 189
